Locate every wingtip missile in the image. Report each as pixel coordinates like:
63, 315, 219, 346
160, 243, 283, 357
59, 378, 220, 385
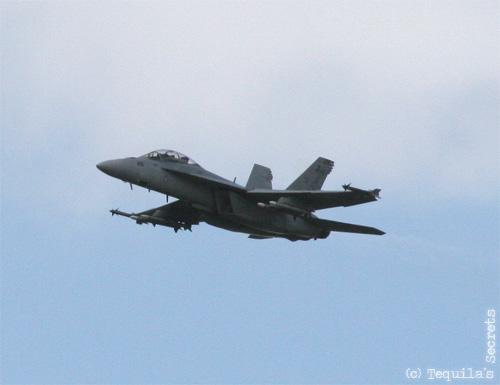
109, 207, 194, 230
342, 184, 381, 200
110, 208, 132, 218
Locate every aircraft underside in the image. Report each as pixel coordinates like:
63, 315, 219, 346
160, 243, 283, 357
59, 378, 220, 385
202, 212, 329, 241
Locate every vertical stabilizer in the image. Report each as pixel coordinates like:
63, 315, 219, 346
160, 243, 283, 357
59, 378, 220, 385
287, 157, 334, 191
246, 164, 273, 190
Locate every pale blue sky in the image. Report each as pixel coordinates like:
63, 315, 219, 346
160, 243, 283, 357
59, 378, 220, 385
1, 1, 499, 384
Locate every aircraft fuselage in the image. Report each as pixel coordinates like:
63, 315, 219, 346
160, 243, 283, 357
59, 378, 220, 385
97, 149, 384, 241
97, 156, 328, 240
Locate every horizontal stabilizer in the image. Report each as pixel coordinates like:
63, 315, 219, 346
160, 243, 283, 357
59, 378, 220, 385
311, 218, 385, 235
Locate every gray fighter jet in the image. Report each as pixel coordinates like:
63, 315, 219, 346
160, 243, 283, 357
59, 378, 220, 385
97, 149, 384, 241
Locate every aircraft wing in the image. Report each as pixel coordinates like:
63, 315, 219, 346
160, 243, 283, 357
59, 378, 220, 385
110, 200, 201, 231
246, 186, 380, 211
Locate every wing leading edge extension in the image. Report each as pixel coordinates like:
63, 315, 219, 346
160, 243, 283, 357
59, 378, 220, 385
162, 166, 246, 192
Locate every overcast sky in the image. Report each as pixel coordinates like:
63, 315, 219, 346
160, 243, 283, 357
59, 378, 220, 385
1, 1, 499, 384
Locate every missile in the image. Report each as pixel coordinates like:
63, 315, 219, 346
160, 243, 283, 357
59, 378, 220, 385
110, 209, 133, 218
109, 208, 189, 229
342, 184, 381, 199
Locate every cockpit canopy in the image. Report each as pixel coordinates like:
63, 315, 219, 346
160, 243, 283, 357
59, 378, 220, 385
142, 149, 198, 165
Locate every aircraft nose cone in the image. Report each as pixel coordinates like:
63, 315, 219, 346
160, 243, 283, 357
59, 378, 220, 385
96, 160, 110, 174
96, 158, 133, 181
96, 160, 120, 177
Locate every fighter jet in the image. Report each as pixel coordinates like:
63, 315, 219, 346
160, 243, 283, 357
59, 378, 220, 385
97, 149, 384, 241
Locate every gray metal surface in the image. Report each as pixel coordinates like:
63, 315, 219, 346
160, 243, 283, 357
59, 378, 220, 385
97, 149, 384, 241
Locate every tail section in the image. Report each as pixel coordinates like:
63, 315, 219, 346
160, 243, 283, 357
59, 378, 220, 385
246, 164, 273, 190
287, 157, 334, 191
